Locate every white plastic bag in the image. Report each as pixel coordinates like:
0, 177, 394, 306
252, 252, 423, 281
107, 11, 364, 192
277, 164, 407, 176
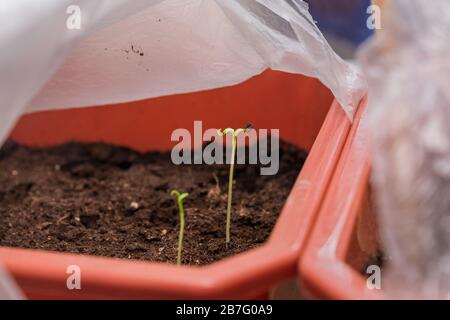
359, 0, 450, 299
0, 0, 366, 146
0, 265, 24, 299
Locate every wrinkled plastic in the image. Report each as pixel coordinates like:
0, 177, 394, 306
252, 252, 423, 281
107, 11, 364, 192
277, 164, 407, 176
0, 0, 366, 146
358, 0, 450, 299
0, 265, 24, 300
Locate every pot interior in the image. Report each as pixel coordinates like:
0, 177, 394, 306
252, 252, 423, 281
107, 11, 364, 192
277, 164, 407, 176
9, 70, 333, 153
344, 184, 385, 284
1, 70, 335, 266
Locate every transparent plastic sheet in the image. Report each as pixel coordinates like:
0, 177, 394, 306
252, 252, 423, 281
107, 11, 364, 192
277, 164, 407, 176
0, 264, 24, 300
358, 0, 450, 299
0, 0, 366, 146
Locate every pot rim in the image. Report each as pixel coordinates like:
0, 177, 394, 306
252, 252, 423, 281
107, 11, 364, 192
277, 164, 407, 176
299, 99, 384, 300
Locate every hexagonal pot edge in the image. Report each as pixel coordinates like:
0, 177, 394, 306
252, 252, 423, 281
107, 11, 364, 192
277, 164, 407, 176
299, 101, 384, 300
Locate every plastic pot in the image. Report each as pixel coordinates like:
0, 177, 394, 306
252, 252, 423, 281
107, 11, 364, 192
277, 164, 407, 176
1, 70, 355, 299
299, 102, 384, 300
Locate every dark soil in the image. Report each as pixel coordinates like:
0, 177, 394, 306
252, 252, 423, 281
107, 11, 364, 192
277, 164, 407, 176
0, 140, 306, 265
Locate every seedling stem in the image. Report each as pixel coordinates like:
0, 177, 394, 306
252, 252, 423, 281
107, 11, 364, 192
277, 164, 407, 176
170, 190, 189, 265
217, 124, 252, 247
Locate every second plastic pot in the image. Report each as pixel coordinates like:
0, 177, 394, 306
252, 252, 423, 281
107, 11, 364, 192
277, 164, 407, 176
299, 104, 384, 300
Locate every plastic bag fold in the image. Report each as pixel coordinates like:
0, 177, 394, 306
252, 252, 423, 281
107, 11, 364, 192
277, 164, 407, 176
0, 0, 366, 146
0, 265, 24, 300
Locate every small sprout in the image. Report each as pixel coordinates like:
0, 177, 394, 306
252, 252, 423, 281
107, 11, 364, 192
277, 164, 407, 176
217, 123, 253, 246
170, 190, 189, 265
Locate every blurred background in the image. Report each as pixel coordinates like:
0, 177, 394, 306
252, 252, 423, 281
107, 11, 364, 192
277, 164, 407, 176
305, 0, 374, 58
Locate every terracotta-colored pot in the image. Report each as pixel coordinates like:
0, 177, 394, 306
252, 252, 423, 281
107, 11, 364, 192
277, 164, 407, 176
299, 103, 384, 300
1, 70, 357, 299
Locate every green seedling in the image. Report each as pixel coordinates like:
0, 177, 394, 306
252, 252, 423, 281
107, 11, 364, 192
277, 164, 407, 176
170, 190, 189, 265
217, 123, 252, 246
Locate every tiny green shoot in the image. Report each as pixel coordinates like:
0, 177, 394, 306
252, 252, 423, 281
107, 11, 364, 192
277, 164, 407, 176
217, 123, 252, 246
170, 190, 189, 265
